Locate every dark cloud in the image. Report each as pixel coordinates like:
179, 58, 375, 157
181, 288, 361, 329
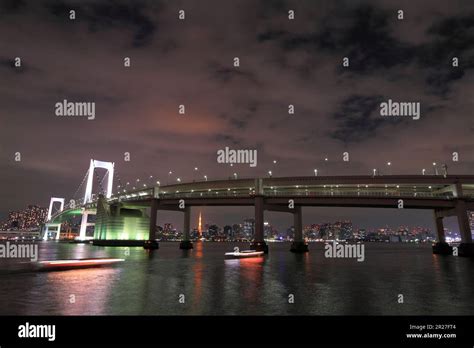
0, 0, 26, 13
46, 0, 158, 47
210, 64, 260, 85
331, 94, 386, 143
229, 117, 247, 129
427, 13, 474, 50
335, 5, 415, 72
225, 100, 259, 130
420, 13, 474, 95
214, 134, 241, 146
269, 4, 415, 74
256, 0, 288, 20
425, 68, 466, 96
257, 29, 286, 42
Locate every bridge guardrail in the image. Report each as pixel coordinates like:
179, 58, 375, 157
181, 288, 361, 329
118, 190, 454, 200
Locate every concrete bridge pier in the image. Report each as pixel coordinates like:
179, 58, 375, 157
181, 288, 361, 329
250, 195, 268, 253
179, 206, 193, 249
432, 211, 452, 255
42, 224, 49, 241
78, 211, 89, 240
144, 198, 159, 250
290, 206, 309, 253
456, 201, 474, 257
43, 223, 61, 241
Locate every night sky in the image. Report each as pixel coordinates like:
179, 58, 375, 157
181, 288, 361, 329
1, 0, 474, 232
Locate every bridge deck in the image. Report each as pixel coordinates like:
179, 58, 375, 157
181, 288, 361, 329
47, 175, 474, 222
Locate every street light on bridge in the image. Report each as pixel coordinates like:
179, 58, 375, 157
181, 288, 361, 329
422, 168, 426, 175
233, 173, 238, 179
204, 175, 208, 181
314, 169, 318, 176
268, 170, 272, 178
272, 160, 278, 177
433, 162, 438, 175
193, 167, 199, 181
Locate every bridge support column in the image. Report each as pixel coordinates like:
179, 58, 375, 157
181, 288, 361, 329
43, 224, 61, 241
144, 199, 159, 250
179, 206, 193, 249
43, 224, 49, 241
290, 206, 309, 253
456, 201, 474, 257
78, 212, 89, 240
250, 195, 268, 253
55, 224, 61, 240
432, 211, 452, 255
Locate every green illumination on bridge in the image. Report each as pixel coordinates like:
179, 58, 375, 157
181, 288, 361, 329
50, 209, 83, 223
94, 206, 149, 241
95, 217, 148, 240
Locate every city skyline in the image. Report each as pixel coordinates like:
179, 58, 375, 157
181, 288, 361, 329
2, 202, 445, 245
2, 202, 462, 241
2, 183, 471, 237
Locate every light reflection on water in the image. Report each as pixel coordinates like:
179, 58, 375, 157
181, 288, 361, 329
0, 241, 473, 315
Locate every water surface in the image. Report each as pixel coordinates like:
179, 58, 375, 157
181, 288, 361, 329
0, 241, 473, 315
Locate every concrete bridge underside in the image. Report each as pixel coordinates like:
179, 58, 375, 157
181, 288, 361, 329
120, 194, 473, 256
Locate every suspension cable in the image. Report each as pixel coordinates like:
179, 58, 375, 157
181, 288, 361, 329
70, 168, 90, 201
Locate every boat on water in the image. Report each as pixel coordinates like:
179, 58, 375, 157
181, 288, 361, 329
143, 240, 159, 250
70, 236, 94, 244
224, 250, 264, 259
36, 258, 125, 271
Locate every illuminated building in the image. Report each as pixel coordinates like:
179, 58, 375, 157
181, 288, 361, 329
198, 211, 202, 236
1, 205, 47, 230
243, 218, 255, 239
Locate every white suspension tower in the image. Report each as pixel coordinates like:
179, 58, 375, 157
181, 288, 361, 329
78, 159, 115, 240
